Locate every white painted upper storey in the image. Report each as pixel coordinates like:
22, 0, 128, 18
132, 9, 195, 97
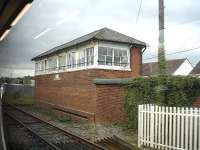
35, 41, 132, 76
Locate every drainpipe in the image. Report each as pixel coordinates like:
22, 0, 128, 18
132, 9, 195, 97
140, 46, 146, 75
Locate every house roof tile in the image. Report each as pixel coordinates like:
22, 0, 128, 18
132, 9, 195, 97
142, 58, 186, 76
190, 61, 200, 75
32, 27, 146, 61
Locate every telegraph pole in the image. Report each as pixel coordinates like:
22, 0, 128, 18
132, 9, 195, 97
158, 0, 167, 75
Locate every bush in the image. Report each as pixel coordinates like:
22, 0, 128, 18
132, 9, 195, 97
124, 75, 200, 130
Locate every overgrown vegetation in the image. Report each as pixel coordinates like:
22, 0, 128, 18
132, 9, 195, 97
124, 75, 200, 130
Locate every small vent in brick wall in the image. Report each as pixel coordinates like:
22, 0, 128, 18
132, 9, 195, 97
54, 74, 61, 80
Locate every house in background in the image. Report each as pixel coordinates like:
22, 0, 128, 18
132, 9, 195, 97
32, 27, 146, 123
190, 61, 200, 77
142, 58, 193, 76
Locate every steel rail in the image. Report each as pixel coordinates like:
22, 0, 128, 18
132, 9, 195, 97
5, 104, 107, 150
5, 112, 61, 150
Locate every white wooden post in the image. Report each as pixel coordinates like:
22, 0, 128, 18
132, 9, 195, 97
138, 105, 141, 148
169, 107, 172, 149
158, 106, 161, 149
155, 105, 158, 149
173, 107, 176, 149
198, 108, 200, 150
185, 108, 189, 150
150, 105, 154, 147
161, 106, 165, 149
189, 108, 193, 150
144, 104, 147, 146
177, 107, 180, 148
165, 106, 169, 150
194, 108, 198, 150
147, 104, 150, 147
181, 107, 184, 149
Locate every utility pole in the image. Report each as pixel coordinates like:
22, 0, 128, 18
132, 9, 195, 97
158, 0, 167, 75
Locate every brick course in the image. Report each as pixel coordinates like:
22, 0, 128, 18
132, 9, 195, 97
35, 47, 142, 122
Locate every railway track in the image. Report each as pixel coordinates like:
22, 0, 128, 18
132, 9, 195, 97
3, 104, 106, 150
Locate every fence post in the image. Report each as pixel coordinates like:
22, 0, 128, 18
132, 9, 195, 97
194, 108, 198, 150
155, 105, 158, 149
158, 106, 161, 149
173, 107, 176, 149
185, 108, 189, 150
199, 108, 200, 150
138, 105, 141, 148
144, 104, 147, 146
165, 106, 169, 149
150, 105, 154, 148
181, 107, 185, 149
189, 108, 193, 150
177, 107, 180, 148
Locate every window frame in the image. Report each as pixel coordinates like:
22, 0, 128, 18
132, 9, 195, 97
97, 46, 130, 69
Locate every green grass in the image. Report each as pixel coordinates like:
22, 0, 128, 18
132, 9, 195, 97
5, 95, 35, 105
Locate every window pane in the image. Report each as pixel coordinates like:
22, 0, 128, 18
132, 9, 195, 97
71, 52, 76, 68
98, 55, 105, 65
114, 57, 120, 66
86, 47, 94, 66
106, 56, 112, 66
59, 55, 66, 70
78, 50, 85, 67
67, 53, 71, 68
44, 60, 48, 71
114, 49, 119, 57
98, 47, 103, 55
107, 48, 113, 56
123, 51, 127, 56
102, 47, 107, 55
48, 57, 57, 71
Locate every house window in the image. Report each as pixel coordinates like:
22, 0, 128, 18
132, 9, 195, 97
86, 47, 94, 66
41, 61, 45, 71
35, 62, 39, 72
114, 49, 128, 67
77, 50, 86, 67
67, 47, 94, 69
67, 52, 76, 68
58, 55, 66, 70
48, 57, 57, 71
44, 59, 48, 71
98, 47, 128, 67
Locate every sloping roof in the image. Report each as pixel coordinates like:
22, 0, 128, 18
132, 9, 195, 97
32, 27, 146, 61
142, 58, 186, 76
190, 61, 200, 75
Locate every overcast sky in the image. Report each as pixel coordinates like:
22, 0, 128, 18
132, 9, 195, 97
0, 0, 200, 77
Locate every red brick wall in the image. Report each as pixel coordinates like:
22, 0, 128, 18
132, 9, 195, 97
95, 85, 125, 123
130, 47, 142, 76
35, 47, 142, 122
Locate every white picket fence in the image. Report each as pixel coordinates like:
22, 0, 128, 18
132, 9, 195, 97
138, 104, 200, 150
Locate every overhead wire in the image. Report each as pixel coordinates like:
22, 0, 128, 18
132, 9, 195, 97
143, 46, 200, 60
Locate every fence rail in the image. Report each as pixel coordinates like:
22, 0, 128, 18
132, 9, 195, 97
138, 104, 200, 150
